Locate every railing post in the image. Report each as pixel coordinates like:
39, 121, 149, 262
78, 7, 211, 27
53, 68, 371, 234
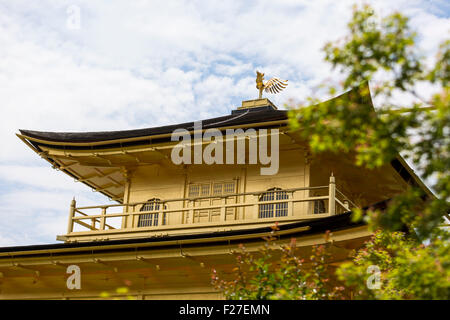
100, 207, 106, 230
288, 191, 294, 216
220, 205, 226, 222
131, 205, 136, 228
252, 195, 259, 220
67, 197, 76, 234
328, 174, 336, 215
125, 207, 132, 229
127, 210, 134, 229
189, 201, 195, 224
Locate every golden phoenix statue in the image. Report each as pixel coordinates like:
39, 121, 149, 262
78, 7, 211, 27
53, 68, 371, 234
256, 70, 288, 99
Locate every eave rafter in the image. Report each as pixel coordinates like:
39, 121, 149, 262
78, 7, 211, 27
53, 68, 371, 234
56, 160, 79, 170
93, 153, 113, 166
121, 150, 143, 164
93, 183, 120, 192
50, 157, 124, 202
94, 168, 125, 187
15, 134, 125, 201
78, 168, 122, 182
42, 147, 169, 168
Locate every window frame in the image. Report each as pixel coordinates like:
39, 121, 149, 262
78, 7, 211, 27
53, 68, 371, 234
137, 198, 167, 227
258, 187, 289, 219
188, 180, 237, 198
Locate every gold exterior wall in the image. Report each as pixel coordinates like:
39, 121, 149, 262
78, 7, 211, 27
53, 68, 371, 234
0, 224, 370, 300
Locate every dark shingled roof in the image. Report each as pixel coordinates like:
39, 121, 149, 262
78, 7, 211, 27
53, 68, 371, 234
19, 108, 289, 144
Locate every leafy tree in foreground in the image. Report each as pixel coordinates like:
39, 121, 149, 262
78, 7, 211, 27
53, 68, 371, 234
291, 3, 449, 299
212, 4, 449, 299
211, 229, 345, 300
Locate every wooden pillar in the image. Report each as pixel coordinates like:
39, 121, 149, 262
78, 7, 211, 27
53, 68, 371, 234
252, 195, 259, 219
328, 173, 336, 215
100, 207, 106, 230
121, 167, 133, 229
220, 198, 226, 222
190, 201, 195, 224
288, 191, 294, 216
67, 197, 76, 234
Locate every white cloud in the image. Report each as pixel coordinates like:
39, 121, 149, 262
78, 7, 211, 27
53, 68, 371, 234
0, 0, 448, 246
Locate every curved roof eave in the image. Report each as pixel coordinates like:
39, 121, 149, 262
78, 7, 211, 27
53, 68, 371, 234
19, 109, 289, 146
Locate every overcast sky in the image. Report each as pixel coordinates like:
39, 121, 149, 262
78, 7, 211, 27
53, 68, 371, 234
0, 0, 448, 246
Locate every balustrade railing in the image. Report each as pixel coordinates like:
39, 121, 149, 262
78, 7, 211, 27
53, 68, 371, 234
63, 175, 356, 240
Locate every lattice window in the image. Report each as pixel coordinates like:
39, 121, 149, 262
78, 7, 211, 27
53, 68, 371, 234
138, 198, 166, 227
200, 184, 210, 196
224, 182, 235, 194
213, 183, 223, 195
188, 184, 200, 197
259, 188, 289, 218
189, 181, 236, 197
187, 181, 237, 223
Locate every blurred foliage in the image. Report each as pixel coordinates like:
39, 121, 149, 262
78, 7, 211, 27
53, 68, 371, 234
214, 3, 449, 300
212, 229, 346, 300
337, 230, 450, 299
289, 3, 449, 241
99, 282, 136, 300
291, 3, 450, 299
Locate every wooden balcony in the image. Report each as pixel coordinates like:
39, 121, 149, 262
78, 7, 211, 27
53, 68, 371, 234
57, 176, 357, 242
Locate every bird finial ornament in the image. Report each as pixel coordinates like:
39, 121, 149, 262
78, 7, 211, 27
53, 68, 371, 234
255, 70, 288, 99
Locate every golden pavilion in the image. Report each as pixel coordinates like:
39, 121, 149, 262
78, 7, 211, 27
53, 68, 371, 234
0, 81, 431, 299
